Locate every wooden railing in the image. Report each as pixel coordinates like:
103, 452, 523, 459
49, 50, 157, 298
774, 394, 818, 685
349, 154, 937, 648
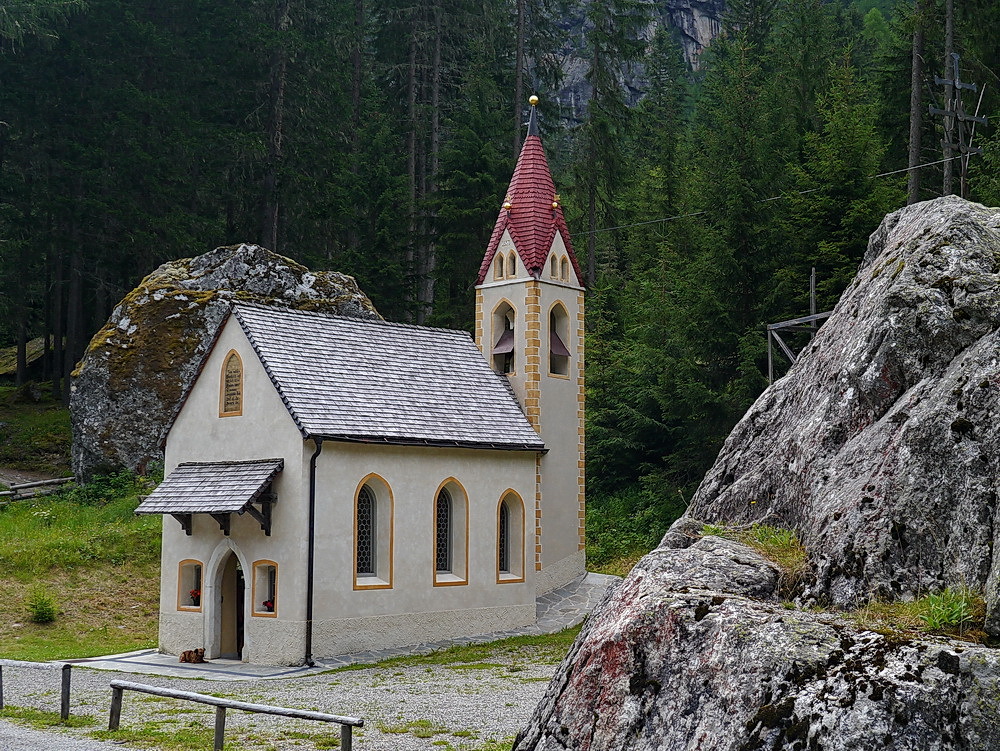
108, 680, 364, 751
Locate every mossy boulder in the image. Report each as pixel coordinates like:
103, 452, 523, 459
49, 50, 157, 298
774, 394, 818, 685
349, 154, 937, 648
70, 244, 379, 480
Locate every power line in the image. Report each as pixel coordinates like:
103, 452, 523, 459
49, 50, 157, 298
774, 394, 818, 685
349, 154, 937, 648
577, 155, 966, 237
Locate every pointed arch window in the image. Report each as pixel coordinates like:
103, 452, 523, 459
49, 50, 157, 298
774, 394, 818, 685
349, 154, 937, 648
550, 255, 558, 278
219, 350, 243, 417
494, 253, 505, 280
354, 475, 393, 589
549, 304, 570, 376
560, 257, 570, 282
357, 485, 376, 576
434, 480, 468, 585
492, 302, 515, 374
497, 492, 525, 582
507, 250, 518, 278
435, 488, 452, 573
498, 500, 509, 572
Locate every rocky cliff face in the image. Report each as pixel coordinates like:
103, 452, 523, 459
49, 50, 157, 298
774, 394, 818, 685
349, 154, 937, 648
515, 197, 1000, 750
687, 196, 1000, 630
515, 523, 1000, 751
70, 244, 378, 480
553, 0, 725, 124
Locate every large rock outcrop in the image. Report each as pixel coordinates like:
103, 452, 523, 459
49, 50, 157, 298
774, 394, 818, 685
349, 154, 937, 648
686, 196, 1000, 630
70, 244, 378, 479
515, 524, 1000, 751
516, 197, 1000, 750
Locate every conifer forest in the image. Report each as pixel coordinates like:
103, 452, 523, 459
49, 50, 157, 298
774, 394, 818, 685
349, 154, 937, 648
2, 0, 998, 554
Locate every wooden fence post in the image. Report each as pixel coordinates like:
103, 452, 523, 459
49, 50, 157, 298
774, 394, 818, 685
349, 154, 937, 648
341, 723, 352, 751
0, 664, 4, 712
109, 685, 123, 730
214, 705, 227, 751
60, 664, 71, 721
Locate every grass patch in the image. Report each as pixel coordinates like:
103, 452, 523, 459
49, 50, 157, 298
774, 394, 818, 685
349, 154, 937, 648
589, 552, 644, 578
0, 473, 160, 576
849, 587, 987, 642
0, 383, 72, 474
0, 704, 97, 728
701, 523, 809, 594
324, 626, 580, 674
0, 471, 161, 660
378, 718, 449, 738
91, 721, 216, 750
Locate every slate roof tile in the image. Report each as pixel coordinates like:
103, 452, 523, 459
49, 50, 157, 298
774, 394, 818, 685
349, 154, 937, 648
231, 304, 544, 451
135, 459, 283, 515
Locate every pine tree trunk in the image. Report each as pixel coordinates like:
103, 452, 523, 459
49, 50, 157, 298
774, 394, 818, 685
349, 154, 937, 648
348, 0, 364, 253
51, 242, 64, 400
418, 0, 442, 325
261, 0, 290, 252
63, 240, 83, 405
405, 17, 419, 321
942, 0, 954, 196
906, 0, 924, 206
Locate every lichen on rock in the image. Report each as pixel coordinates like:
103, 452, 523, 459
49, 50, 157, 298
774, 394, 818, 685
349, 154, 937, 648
70, 243, 378, 480
515, 197, 1000, 750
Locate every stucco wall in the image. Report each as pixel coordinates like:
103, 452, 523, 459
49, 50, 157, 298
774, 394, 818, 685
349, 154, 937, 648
308, 442, 537, 656
159, 315, 311, 663
157, 309, 568, 664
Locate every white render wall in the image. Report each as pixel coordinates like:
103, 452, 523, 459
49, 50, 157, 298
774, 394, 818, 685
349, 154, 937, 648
310, 442, 537, 657
160, 316, 311, 665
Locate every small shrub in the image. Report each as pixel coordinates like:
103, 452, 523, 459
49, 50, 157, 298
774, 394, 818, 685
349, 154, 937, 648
26, 588, 58, 623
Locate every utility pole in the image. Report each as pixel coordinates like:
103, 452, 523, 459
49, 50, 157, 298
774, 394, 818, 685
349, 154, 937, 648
930, 54, 988, 199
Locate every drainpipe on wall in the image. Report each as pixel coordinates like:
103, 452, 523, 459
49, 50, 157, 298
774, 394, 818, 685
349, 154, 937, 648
304, 437, 323, 667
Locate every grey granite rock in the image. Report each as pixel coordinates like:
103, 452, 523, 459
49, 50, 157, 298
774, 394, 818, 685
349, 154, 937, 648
515, 197, 1000, 751
686, 196, 1000, 627
70, 244, 378, 480
515, 528, 1000, 751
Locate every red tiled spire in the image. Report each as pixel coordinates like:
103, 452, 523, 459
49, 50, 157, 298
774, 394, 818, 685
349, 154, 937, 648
476, 101, 584, 286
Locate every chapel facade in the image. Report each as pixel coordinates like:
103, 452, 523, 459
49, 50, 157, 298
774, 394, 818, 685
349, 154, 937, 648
136, 99, 586, 665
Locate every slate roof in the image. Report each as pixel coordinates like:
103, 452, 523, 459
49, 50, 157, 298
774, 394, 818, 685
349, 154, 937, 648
135, 459, 283, 515
477, 106, 584, 285
230, 304, 545, 451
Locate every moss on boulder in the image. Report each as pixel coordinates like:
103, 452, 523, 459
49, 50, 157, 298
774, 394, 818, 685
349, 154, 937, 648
70, 244, 379, 479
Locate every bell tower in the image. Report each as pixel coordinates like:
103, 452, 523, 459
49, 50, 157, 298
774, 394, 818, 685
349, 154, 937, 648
474, 96, 586, 593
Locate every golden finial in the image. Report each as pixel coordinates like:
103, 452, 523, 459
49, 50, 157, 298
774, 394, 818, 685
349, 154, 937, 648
528, 95, 539, 106
503, 201, 513, 210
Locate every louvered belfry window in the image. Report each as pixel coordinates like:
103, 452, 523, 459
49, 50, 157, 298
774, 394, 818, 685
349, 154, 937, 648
498, 500, 510, 573
357, 485, 377, 576
436, 488, 452, 573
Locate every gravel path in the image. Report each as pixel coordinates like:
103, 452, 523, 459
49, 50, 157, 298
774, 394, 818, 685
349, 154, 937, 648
0, 652, 558, 750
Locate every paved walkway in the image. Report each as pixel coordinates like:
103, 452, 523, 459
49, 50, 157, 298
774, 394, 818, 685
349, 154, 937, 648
67, 572, 619, 680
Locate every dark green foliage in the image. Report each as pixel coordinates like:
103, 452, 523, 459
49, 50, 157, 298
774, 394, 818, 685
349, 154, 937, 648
26, 588, 58, 624
0, 0, 997, 563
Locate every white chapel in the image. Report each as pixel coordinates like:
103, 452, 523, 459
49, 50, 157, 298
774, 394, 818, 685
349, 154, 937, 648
136, 100, 586, 665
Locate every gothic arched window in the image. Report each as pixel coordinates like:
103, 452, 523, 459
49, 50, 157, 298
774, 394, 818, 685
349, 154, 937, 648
219, 350, 243, 417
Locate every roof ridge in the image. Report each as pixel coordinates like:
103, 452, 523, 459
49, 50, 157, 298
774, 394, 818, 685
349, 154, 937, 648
232, 301, 473, 338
